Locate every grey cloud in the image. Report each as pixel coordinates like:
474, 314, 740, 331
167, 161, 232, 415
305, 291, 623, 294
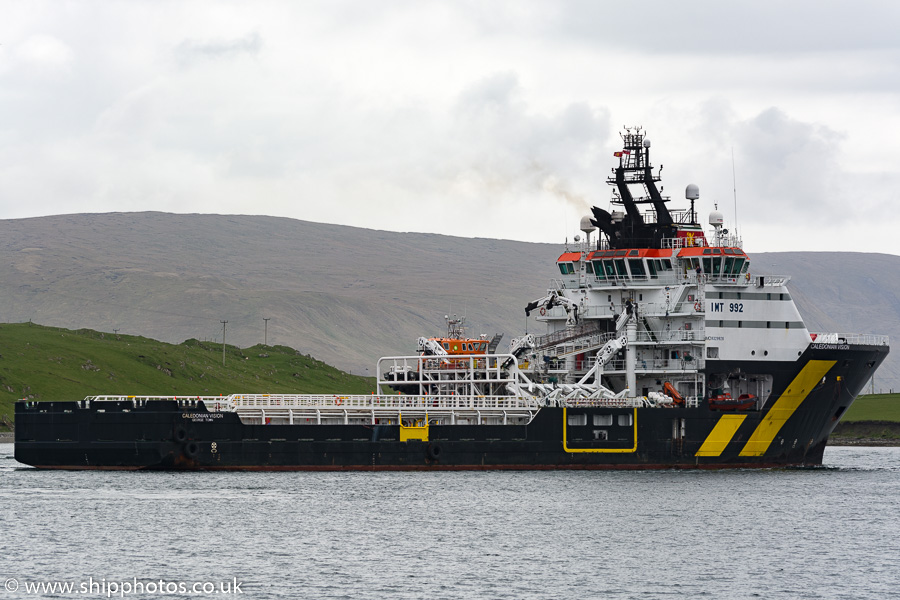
734, 108, 845, 219
174, 32, 262, 64
671, 106, 853, 231
446, 72, 611, 211
541, 1, 900, 55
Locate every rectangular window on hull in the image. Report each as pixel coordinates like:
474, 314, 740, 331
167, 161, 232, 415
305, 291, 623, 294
617, 414, 633, 426
593, 414, 613, 426
567, 414, 587, 426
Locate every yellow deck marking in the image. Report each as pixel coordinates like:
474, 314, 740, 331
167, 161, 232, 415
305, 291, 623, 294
739, 360, 836, 457
695, 414, 747, 457
399, 412, 429, 442
562, 408, 638, 453
399, 423, 429, 442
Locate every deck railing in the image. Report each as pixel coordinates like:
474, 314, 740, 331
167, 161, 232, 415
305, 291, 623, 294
810, 333, 889, 346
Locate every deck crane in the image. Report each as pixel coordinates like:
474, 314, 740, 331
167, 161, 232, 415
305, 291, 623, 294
524, 290, 581, 326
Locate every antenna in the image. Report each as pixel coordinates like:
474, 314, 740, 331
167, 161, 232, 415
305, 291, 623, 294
731, 147, 739, 235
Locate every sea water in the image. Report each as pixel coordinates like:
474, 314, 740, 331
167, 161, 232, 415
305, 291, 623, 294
1, 444, 898, 599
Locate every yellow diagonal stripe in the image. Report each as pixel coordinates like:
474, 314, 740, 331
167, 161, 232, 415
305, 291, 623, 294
695, 414, 747, 457
739, 359, 836, 457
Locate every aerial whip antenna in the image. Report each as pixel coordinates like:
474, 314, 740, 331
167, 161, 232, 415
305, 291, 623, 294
732, 146, 739, 236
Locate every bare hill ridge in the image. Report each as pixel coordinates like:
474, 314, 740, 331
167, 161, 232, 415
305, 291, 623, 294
2, 212, 898, 389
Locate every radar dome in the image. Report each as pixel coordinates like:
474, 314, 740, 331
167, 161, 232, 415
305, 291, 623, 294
709, 210, 724, 228
685, 184, 700, 200
580, 215, 597, 234
643, 139, 651, 148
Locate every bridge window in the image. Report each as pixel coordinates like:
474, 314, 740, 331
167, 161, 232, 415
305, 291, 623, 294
605, 261, 616, 278
724, 256, 734, 275
628, 259, 646, 278
586, 261, 594, 274
647, 260, 657, 277
615, 259, 627, 277
593, 261, 606, 280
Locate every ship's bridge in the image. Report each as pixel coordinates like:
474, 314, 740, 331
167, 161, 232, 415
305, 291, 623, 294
676, 247, 748, 280
555, 245, 751, 286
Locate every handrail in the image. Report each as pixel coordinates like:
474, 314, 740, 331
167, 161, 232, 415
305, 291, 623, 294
230, 394, 543, 410
810, 333, 889, 346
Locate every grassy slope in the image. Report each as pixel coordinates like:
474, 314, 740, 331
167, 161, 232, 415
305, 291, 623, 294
831, 393, 900, 440
0, 323, 374, 428
841, 393, 900, 422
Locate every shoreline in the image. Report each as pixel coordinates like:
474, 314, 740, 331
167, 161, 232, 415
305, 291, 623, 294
828, 438, 900, 447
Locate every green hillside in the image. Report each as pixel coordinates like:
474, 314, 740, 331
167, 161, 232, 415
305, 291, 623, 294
0, 322, 375, 429
841, 393, 900, 423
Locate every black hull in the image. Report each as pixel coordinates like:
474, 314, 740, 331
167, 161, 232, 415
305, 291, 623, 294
14, 344, 887, 470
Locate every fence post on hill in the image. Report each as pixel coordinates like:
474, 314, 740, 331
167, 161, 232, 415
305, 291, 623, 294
221, 320, 228, 366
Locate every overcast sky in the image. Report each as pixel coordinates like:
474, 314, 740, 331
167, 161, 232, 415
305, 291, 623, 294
2, 1, 899, 254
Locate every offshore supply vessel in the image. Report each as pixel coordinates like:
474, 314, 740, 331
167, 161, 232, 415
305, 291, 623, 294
15, 129, 889, 470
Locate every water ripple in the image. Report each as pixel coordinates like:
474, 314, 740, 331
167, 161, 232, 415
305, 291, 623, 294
0, 444, 897, 599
